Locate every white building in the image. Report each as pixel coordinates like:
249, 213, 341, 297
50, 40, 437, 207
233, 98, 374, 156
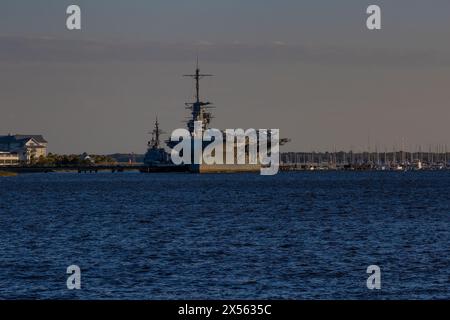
0, 152, 19, 166
0, 134, 48, 164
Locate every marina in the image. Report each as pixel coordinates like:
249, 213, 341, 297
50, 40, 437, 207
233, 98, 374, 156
281, 150, 450, 171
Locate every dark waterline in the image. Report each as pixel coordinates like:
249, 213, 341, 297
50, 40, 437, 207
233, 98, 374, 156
0, 171, 449, 299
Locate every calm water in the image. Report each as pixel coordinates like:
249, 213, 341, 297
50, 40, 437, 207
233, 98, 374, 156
0, 171, 449, 299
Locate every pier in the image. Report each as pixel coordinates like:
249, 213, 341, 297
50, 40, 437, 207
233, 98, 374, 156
2, 165, 149, 174
0, 164, 191, 174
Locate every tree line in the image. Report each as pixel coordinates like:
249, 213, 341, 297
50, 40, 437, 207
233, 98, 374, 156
32, 153, 117, 166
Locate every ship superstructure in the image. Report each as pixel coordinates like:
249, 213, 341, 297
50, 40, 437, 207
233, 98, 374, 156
183, 59, 214, 134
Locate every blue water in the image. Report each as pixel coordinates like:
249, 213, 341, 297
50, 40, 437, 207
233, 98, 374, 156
0, 171, 449, 299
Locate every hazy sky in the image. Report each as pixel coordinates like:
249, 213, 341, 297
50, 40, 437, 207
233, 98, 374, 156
1, 0, 450, 153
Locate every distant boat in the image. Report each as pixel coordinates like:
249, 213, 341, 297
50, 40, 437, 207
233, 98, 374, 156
140, 118, 187, 173
143, 117, 170, 166
417, 160, 423, 170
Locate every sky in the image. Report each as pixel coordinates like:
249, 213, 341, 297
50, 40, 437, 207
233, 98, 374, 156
1, 0, 450, 154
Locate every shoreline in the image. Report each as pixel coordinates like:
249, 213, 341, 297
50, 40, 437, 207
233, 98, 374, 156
0, 171, 18, 177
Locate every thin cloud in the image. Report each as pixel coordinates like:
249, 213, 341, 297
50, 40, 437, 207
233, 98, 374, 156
0, 36, 449, 68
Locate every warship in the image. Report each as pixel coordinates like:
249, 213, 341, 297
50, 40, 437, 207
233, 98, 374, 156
143, 117, 169, 165
140, 117, 188, 172
142, 62, 288, 173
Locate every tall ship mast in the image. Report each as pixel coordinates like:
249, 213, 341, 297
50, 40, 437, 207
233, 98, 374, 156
183, 58, 214, 133
149, 116, 163, 149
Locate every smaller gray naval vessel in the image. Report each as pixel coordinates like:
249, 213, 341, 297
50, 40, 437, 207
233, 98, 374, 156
143, 117, 168, 165
140, 118, 188, 172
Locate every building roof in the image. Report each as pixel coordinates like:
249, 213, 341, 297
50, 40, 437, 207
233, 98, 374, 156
13, 135, 47, 144
0, 135, 47, 144
0, 135, 47, 151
